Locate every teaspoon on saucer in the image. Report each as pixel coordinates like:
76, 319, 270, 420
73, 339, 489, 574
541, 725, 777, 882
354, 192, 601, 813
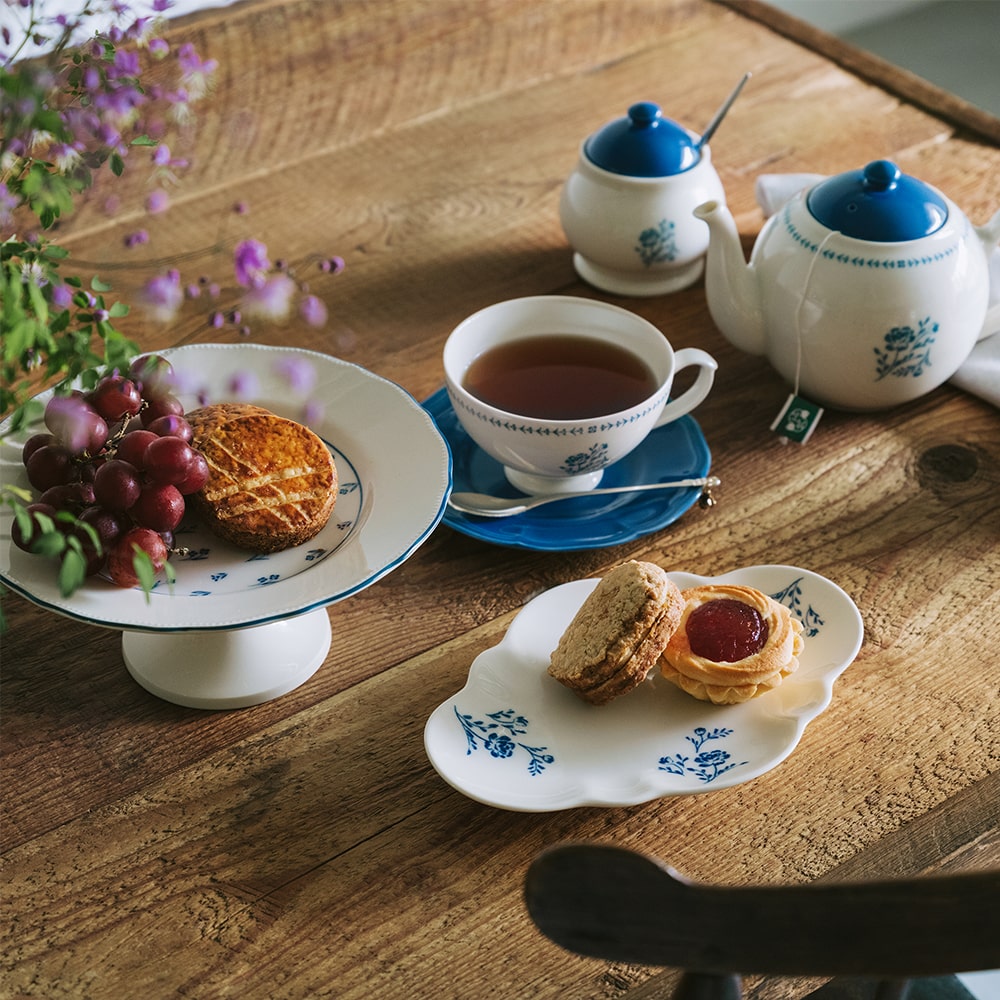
448, 476, 720, 518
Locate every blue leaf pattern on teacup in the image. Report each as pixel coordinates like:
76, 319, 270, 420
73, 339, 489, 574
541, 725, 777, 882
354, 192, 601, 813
561, 443, 608, 475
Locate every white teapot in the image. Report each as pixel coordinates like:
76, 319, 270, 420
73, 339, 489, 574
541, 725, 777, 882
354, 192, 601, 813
694, 160, 1000, 410
560, 101, 725, 296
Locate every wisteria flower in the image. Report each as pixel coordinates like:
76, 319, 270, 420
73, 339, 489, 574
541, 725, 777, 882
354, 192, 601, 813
140, 268, 184, 322
228, 371, 260, 399
240, 273, 296, 321
177, 42, 218, 99
274, 357, 317, 395
299, 294, 328, 328
233, 239, 271, 289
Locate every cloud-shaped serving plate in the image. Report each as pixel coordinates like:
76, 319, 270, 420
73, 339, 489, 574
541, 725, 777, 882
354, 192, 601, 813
424, 565, 863, 811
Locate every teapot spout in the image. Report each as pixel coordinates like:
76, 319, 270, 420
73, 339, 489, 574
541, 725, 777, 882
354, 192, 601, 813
694, 199, 766, 355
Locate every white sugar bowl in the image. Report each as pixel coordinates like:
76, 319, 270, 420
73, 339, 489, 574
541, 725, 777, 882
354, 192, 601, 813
559, 101, 726, 297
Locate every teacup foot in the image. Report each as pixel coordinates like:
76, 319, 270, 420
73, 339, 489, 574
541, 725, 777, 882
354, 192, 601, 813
504, 466, 604, 495
572, 253, 704, 297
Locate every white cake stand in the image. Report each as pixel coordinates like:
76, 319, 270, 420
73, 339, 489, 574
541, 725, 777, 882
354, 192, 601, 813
1, 344, 452, 710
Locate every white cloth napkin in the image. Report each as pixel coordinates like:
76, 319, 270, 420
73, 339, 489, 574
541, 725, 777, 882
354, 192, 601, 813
754, 173, 1000, 408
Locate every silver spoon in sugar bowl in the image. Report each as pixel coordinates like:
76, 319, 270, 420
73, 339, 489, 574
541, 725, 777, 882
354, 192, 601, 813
448, 476, 720, 518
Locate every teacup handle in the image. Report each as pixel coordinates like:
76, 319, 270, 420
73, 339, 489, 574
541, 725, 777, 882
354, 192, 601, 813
653, 348, 718, 428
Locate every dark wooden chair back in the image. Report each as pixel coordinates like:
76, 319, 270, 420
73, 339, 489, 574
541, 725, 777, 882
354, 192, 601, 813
524, 843, 1000, 999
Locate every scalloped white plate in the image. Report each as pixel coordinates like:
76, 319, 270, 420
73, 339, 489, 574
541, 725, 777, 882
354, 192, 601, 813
1, 343, 451, 631
424, 565, 863, 811
1, 344, 452, 708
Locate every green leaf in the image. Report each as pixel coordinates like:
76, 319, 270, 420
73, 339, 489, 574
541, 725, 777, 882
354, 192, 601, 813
91, 276, 113, 293
58, 548, 88, 597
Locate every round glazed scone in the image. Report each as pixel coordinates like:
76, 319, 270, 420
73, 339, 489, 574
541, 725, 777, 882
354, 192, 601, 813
548, 560, 685, 705
659, 584, 804, 704
187, 404, 337, 553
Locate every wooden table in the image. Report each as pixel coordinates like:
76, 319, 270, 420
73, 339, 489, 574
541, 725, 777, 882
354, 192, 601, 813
3, 1, 998, 996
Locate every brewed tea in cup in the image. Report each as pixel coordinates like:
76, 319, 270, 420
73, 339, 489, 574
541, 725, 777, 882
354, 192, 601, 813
443, 295, 717, 493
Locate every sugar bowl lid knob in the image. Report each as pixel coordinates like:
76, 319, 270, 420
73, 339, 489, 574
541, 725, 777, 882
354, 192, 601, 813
806, 159, 949, 241
584, 101, 699, 177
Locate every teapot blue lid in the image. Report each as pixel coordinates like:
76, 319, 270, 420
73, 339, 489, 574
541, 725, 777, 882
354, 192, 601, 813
806, 160, 948, 241
584, 101, 699, 177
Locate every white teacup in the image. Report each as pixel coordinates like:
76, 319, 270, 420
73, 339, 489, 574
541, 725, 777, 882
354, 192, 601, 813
443, 295, 717, 494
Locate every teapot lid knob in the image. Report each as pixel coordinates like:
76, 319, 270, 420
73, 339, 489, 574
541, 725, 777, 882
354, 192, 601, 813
583, 101, 699, 177
862, 159, 901, 192
806, 159, 948, 241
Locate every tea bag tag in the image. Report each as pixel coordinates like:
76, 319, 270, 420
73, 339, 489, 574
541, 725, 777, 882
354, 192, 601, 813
771, 393, 823, 444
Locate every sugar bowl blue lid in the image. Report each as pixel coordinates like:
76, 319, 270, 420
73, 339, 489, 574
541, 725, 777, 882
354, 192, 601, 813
806, 160, 948, 241
584, 101, 699, 177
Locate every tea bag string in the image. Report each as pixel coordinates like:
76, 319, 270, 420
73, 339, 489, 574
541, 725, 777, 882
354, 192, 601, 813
793, 229, 840, 396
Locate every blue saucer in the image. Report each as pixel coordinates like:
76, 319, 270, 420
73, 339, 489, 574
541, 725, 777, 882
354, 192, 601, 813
422, 387, 713, 551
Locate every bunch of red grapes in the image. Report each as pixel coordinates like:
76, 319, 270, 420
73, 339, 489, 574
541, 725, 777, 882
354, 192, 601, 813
14, 355, 209, 588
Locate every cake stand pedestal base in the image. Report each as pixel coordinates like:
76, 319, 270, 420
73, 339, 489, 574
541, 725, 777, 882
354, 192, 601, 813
122, 608, 332, 710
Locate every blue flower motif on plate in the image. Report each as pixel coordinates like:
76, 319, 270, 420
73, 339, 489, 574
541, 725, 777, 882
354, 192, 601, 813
658, 726, 748, 784
453, 706, 554, 776
770, 578, 824, 637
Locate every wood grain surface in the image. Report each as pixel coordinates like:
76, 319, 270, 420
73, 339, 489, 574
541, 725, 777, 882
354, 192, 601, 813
2, 1, 999, 997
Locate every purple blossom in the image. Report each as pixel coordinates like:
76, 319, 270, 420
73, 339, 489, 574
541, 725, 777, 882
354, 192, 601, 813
241, 273, 296, 321
299, 294, 328, 327
145, 189, 170, 214
0, 183, 18, 230
51, 284, 74, 309
148, 37, 169, 57
177, 42, 217, 98
227, 371, 260, 399
274, 357, 317, 395
124, 229, 149, 248
233, 239, 270, 289
302, 400, 325, 425
111, 49, 141, 78
141, 269, 184, 322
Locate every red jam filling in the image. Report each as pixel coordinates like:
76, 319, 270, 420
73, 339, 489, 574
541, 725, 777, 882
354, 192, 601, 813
686, 598, 769, 663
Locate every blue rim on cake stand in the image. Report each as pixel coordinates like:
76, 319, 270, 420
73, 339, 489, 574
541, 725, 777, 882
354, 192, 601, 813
422, 387, 712, 551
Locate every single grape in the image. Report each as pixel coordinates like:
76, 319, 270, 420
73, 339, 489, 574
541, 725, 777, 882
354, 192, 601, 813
130, 482, 185, 533
107, 527, 168, 588
39, 481, 96, 510
145, 414, 193, 442
114, 429, 159, 470
26, 444, 75, 492
175, 451, 210, 495
78, 505, 125, 548
11, 502, 58, 553
128, 354, 174, 401
22, 433, 56, 465
89, 375, 143, 423
144, 435, 197, 485
75, 506, 125, 576
140, 393, 184, 427
93, 459, 142, 512
44, 391, 109, 456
